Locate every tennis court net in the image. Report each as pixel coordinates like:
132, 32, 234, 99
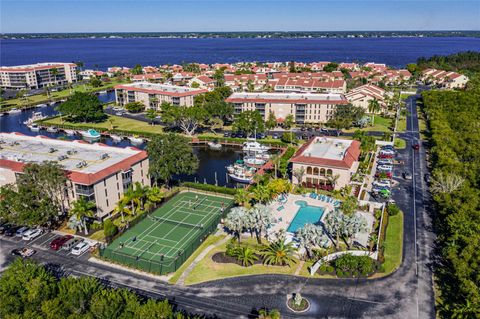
149, 216, 204, 230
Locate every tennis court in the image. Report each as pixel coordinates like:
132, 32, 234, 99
101, 191, 233, 274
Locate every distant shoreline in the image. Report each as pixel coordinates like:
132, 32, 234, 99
2, 31, 480, 40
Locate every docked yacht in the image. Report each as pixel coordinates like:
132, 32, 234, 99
128, 135, 144, 144
46, 126, 58, 133
27, 123, 41, 132
64, 129, 77, 136
242, 140, 269, 153
8, 108, 22, 114
110, 134, 123, 142
80, 129, 101, 139
23, 112, 46, 125
244, 155, 267, 167
228, 166, 256, 184
207, 140, 222, 150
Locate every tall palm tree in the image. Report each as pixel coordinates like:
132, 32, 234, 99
270, 154, 280, 178
70, 197, 96, 235
123, 186, 141, 215
250, 204, 274, 244
133, 182, 149, 211
113, 199, 131, 223
252, 184, 272, 204
324, 210, 344, 250
292, 167, 305, 186
327, 174, 340, 190
51, 68, 59, 86
368, 99, 380, 125
261, 239, 296, 267
224, 207, 248, 243
234, 188, 253, 207
295, 223, 326, 259
144, 186, 163, 212
235, 246, 258, 267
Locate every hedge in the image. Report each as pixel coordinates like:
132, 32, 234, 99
197, 134, 288, 147
181, 182, 238, 196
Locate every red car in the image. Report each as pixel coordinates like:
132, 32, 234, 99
50, 235, 73, 250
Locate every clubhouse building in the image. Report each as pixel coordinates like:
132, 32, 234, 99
0, 133, 150, 218
114, 82, 207, 108
0, 62, 78, 90
225, 92, 349, 124
290, 137, 361, 190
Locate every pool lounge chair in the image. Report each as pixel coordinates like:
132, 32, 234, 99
277, 206, 285, 212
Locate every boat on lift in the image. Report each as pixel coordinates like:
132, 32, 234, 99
64, 129, 77, 136
27, 123, 41, 132
80, 129, 101, 139
110, 134, 123, 142
244, 155, 267, 167
128, 135, 144, 145
46, 126, 58, 133
242, 140, 270, 153
228, 166, 256, 184
23, 112, 46, 125
207, 140, 222, 150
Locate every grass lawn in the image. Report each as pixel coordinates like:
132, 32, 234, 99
382, 212, 404, 274
42, 115, 164, 135
417, 109, 428, 140
343, 115, 393, 133
397, 117, 407, 132
0, 79, 128, 110
394, 138, 407, 149
184, 237, 300, 285
168, 234, 225, 284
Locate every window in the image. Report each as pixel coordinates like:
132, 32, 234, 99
327, 169, 333, 176
313, 167, 319, 175
320, 168, 326, 176
306, 166, 312, 174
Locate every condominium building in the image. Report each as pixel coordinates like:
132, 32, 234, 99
290, 137, 361, 190
0, 62, 77, 90
345, 84, 389, 111
0, 133, 150, 218
225, 92, 349, 124
114, 82, 207, 108
421, 69, 469, 89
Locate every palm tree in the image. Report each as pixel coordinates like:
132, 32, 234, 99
324, 210, 344, 250
51, 68, 59, 86
145, 108, 157, 126
70, 197, 96, 235
113, 199, 131, 223
252, 184, 272, 204
235, 246, 258, 267
224, 207, 248, 243
368, 99, 380, 125
340, 196, 358, 216
270, 154, 280, 178
327, 174, 340, 190
292, 167, 305, 186
250, 204, 274, 244
234, 188, 253, 207
341, 214, 367, 249
295, 224, 326, 259
145, 186, 163, 212
261, 239, 296, 266
123, 186, 141, 215
368, 233, 378, 252
258, 309, 281, 319
133, 182, 149, 211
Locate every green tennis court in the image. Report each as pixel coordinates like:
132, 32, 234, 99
100, 191, 233, 274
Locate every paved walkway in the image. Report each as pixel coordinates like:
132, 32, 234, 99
177, 233, 231, 286
294, 260, 305, 276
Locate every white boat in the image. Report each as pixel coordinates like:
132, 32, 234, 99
36, 103, 48, 108
23, 112, 46, 125
80, 129, 101, 139
242, 140, 270, 153
98, 90, 107, 94
207, 141, 222, 150
244, 156, 267, 167
28, 124, 41, 132
226, 160, 245, 174
46, 126, 58, 133
49, 102, 57, 106
8, 108, 22, 114
64, 129, 77, 136
228, 167, 255, 184
128, 135, 144, 144
110, 134, 123, 142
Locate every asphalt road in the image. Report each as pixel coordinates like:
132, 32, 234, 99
1, 93, 435, 318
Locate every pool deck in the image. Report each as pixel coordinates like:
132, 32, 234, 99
268, 193, 336, 237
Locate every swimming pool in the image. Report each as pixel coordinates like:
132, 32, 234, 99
287, 200, 325, 233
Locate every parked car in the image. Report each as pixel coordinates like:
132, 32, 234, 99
377, 159, 393, 166
379, 149, 395, 155
378, 153, 394, 159
22, 228, 43, 241
413, 141, 420, 150
15, 226, 30, 238
272, 133, 279, 139
0, 223, 13, 234
115, 112, 124, 116
50, 235, 74, 251
11, 247, 36, 258
373, 180, 391, 188
381, 145, 395, 150
377, 165, 393, 172
223, 132, 231, 138
4, 225, 22, 237
71, 241, 90, 256
372, 186, 391, 194
403, 171, 413, 180
424, 173, 431, 183
63, 238, 81, 251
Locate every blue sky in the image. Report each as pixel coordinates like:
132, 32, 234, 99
1, 1, 479, 33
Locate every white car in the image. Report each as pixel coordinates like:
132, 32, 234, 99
377, 159, 393, 165
373, 180, 391, 188
15, 226, 30, 238
379, 150, 395, 156
22, 228, 43, 241
71, 241, 90, 256
377, 165, 393, 171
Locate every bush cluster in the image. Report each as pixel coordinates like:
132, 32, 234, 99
181, 182, 237, 195
332, 254, 376, 277
387, 203, 400, 216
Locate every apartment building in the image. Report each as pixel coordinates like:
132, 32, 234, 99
224, 74, 268, 91
290, 137, 361, 190
345, 84, 389, 111
273, 77, 346, 94
421, 69, 469, 89
0, 132, 150, 218
114, 82, 207, 108
225, 92, 348, 124
0, 62, 77, 90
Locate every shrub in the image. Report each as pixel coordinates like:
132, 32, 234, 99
326, 265, 334, 273
333, 254, 376, 276
181, 182, 238, 195
387, 203, 400, 216
281, 132, 298, 144
103, 219, 118, 238
319, 264, 328, 272
125, 102, 145, 113
225, 241, 239, 257
336, 270, 344, 277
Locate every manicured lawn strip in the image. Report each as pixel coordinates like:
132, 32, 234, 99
394, 138, 407, 149
397, 117, 407, 132
41, 115, 165, 136
168, 234, 225, 284
343, 115, 393, 133
184, 237, 300, 285
0, 79, 128, 110
382, 212, 404, 274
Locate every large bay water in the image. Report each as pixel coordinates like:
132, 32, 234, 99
1, 37, 480, 69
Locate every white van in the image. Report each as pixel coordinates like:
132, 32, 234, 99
71, 242, 90, 256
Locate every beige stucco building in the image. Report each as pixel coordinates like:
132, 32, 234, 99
0, 62, 77, 90
225, 92, 349, 125
114, 82, 207, 109
289, 137, 361, 190
0, 133, 150, 219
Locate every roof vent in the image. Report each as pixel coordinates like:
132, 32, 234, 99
57, 155, 68, 161
67, 150, 77, 155
49, 147, 57, 153
100, 153, 109, 160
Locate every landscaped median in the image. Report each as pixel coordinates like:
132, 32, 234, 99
381, 211, 404, 274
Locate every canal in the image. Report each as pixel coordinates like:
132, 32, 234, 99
0, 93, 242, 187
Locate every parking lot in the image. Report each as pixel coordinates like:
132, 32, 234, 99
1, 229, 93, 262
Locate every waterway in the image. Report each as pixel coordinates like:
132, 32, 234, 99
0, 94, 242, 187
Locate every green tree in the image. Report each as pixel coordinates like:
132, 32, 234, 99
235, 246, 259, 267
327, 104, 365, 130
265, 112, 277, 130
90, 288, 125, 319
57, 92, 105, 123
123, 186, 141, 215
233, 188, 253, 208
250, 204, 275, 244
130, 64, 143, 75
283, 114, 295, 130
103, 219, 118, 238
125, 101, 145, 113
145, 108, 157, 125
147, 134, 199, 185
69, 197, 96, 234
323, 62, 339, 72
51, 67, 59, 85
161, 102, 206, 136
89, 77, 103, 87
368, 99, 381, 125
261, 239, 296, 266
232, 110, 265, 135
340, 196, 358, 216
113, 199, 131, 223
213, 67, 226, 87
296, 224, 326, 259
224, 206, 248, 243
